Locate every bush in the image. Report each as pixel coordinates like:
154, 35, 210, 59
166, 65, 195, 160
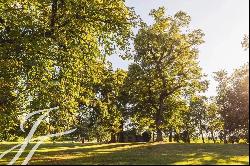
142, 131, 151, 142
239, 139, 248, 144
9, 135, 20, 142
228, 135, 240, 144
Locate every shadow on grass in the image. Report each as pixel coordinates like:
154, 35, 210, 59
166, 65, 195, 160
0, 142, 143, 164
0, 143, 249, 165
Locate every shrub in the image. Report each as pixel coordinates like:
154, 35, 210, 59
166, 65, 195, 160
239, 139, 247, 144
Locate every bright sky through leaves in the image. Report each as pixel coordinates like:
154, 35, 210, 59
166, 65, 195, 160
108, 0, 249, 97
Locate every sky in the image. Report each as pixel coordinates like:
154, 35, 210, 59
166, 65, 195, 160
108, 0, 249, 97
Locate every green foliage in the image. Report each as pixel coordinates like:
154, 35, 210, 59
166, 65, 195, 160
126, 7, 207, 141
0, 2, 248, 146
0, 0, 137, 140
214, 64, 249, 143
239, 139, 248, 144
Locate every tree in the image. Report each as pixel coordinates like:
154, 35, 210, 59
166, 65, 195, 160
0, 0, 137, 140
206, 100, 223, 143
214, 64, 249, 143
75, 63, 129, 143
242, 34, 249, 51
97, 68, 128, 143
189, 96, 207, 143
127, 7, 207, 141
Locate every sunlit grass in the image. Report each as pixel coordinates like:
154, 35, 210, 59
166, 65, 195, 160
0, 142, 249, 165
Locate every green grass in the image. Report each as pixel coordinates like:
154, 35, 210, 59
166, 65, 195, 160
0, 142, 249, 165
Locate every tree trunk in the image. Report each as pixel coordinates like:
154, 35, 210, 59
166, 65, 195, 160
169, 128, 173, 142
223, 125, 227, 144
118, 122, 125, 142
155, 115, 163, 141
155, 92, 165, 142
81, 138, 85, 144
175, 133, 180, 143
201, 131, 205, 143
199, 121, 205, 143
187, 131, 190, 143
109, 133, 116, 143
118, 132, 125, 143
211, 130, 216, 143
155, 110, 163, 142
156, 128, 163, 142
185, 124, 191, 143
97, 137, 99, 143
152, 132, 155, 142
50, 0, 58, 35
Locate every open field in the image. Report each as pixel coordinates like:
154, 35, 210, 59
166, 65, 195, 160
0, 142, 249, 165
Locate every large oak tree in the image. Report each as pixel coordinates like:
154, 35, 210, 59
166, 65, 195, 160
127, 7, 207, 141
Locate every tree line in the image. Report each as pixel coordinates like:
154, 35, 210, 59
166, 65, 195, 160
0, 1, 248, 144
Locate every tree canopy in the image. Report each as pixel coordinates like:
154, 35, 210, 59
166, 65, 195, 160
0, 3, 248, 145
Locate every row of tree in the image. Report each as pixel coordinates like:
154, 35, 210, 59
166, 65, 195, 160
0, 1, 248, 144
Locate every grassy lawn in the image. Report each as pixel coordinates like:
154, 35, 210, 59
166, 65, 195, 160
0, 142, 249, 165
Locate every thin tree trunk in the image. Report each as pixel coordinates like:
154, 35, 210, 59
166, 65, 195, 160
156, 128, 163, 142
96, 134, 100, 143
50, 0, 58, 35
110, 133, 116, 143
211, 130, 216, 143
118, 122, 125, 143
185, 125, 191, 143
155, 93, 164, 142
176, 133, 180, 143
81, 138, 85, 144
169, 128, 173, 142
201, 131, 205, 143
199, 121, 205, 143
186, 130, 190, 143
223, 125, 227, 144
